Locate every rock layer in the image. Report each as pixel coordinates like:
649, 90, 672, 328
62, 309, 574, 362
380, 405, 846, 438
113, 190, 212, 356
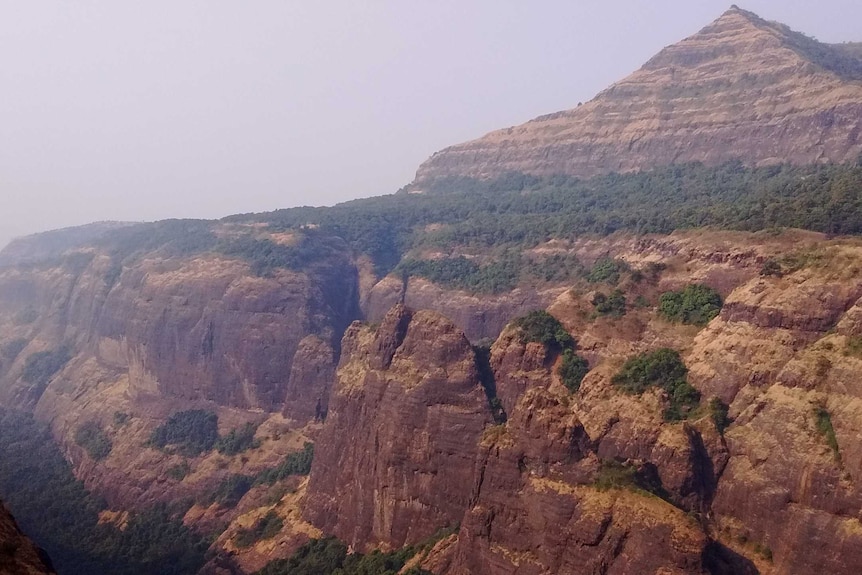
303, 305, 492, 551
413, 7, 862, 186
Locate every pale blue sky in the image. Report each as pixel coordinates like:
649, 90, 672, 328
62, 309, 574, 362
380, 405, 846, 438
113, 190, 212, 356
1, 1, 861, 248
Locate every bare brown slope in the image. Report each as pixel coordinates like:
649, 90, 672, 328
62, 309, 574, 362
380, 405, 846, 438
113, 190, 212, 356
413, 7, 862, 186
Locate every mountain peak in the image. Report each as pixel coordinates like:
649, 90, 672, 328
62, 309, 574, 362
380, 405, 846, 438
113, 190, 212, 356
412, 8, 862, 186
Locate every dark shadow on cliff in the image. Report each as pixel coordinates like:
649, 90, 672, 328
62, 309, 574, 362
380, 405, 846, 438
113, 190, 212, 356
472, 343, 506, 424
703, 541, 760, 575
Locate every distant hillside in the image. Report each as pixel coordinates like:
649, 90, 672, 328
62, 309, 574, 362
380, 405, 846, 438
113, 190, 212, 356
0, 222, 134, 268
412, 6, 862, 187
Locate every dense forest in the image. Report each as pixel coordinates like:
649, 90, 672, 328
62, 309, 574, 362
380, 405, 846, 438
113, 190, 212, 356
221, 161, 862, 276
29, 161, 860, 289
0, 409, 210, 575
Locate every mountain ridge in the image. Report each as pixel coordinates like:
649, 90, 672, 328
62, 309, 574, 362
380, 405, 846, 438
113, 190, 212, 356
412, 6, 862, 186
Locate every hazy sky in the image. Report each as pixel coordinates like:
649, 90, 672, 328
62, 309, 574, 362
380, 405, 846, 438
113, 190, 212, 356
2, 1, 861, 248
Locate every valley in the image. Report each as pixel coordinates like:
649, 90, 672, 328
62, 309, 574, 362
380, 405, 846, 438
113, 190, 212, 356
2, 6, 862, 575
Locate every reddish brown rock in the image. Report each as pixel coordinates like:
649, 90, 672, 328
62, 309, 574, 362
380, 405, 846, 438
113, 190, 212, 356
413, 7, 862, 187
303, 305, 492, 551
0, 501, 55, 575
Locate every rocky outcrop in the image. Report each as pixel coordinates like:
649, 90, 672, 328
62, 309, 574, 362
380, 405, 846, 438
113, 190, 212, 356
0, 501, 55, 575
363, 275, 565, 341
412, 7, 862, 186
0, 228, 360, 510
0, 244, 359, 414
444, 326, 725, 574
303, 305, 492, 551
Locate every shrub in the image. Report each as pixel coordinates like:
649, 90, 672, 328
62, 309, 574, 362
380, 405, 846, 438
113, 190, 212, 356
215, 422, 260, 456
814, 404, 840, 460
234, 511, 284, 548
658, 284, 722, 326
216, 233, 338, 277
612, 348, 700, 421
594, 460, 638, 491
514, 310, 573, 350
74, 421, 112, 461
253, 531, 441, 575
396, 255, 520, 294
587, 257, 628, 285
166, 462, 190, 481
0, 338, 28, 363
255, 443, 314, 485
709, 398, 731, 434
634, 295, 651, 308
21, 346, 72, 389
558, 350, 589, 393
112, 411, 130, 427
13, 308, 39, 325
208, 474, 254, 508
759, 258, 783, 277
845, 335, 862, 358
592, 289, 626, 317
148, 410, 219, 456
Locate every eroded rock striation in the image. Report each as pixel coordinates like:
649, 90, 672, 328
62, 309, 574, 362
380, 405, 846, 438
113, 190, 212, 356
413, 7, 862, 186
304, 305, 491, 551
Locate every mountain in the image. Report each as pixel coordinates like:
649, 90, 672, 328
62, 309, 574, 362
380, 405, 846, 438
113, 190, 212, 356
2, 7, 862, 575
412, 6, 862, 186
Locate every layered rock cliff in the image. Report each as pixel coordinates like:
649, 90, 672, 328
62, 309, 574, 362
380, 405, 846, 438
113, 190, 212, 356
299, 230, 862, 575
304, 305, 491, 551
2, 8, 862, 575
0, 224, 360, 510
412, 7, 862, 186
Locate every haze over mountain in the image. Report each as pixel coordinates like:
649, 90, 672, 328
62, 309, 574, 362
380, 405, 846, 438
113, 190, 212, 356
2, 1, 862, 250
2, 6, 862, 575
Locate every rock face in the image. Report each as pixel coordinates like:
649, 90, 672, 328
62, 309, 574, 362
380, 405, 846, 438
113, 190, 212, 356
363, 275, 565, 341
0, 501, 55, 575
0, 229, 361, 509
303, 305, 492, 551
0, 244, 358, 414
413, 7, 862, 186
302, 231, 862, 574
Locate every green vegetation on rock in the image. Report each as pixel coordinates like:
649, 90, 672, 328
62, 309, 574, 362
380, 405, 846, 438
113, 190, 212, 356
21, 346, 72, 390
203, 442, 315, 508
215, 422, 260, 456
814, 404, 840, 460
709, 398, 732, 435
397, 255, 520, 294
514, 310, 573, 350
216, 232, 342, 277
612, 348, 700, 421
233, 510, 284, 548
255, 442, 315, 485
659, 284, 723, 326
74, 421, 112, 461
166, 462, 190, 481
558, 349, 590, 393
148, 409, 219, 456
0, 409, 208, 575
253, 527, 452, 575
0, 338, 28, 364
593, 289, 627, 317
207, 474, 254, 508
587, 257, 629, 285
